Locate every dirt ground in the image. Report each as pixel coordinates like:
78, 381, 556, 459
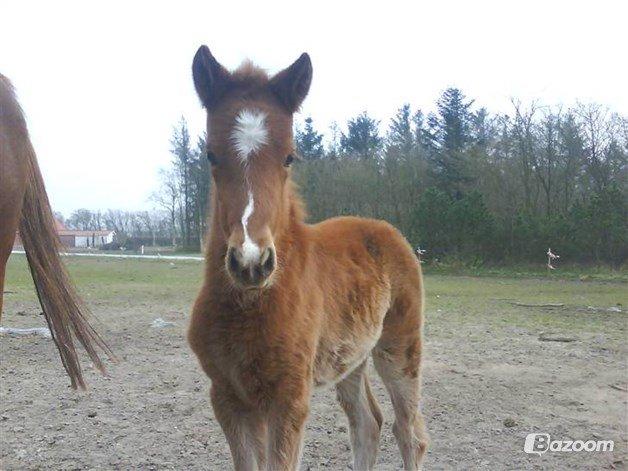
1, 256, 626, 470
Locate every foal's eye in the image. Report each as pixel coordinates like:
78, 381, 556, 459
206, 150, 217, 166
284, 154, 294, 167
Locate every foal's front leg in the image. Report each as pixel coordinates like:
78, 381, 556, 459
266, 390, 310, 470
210, 383, 267, 471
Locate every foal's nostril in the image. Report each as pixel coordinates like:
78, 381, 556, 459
228, 247, 240, 273
261, 247, 275, 276
226, 245, 275, 287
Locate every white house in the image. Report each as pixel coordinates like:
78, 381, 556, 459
14, 218, 115, 249
58, 229, 115, 248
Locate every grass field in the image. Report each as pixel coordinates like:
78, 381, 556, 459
1, 254, 626, 469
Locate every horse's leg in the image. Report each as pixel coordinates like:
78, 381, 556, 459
336, 360, 383, 471
0, 253, 7, 318
372, 294, 428, 470
0, 166, 25, 322
373, 352, 428, 471
0, 213, 20, 321
210, 383, 267, 471
266, 391, 310, 471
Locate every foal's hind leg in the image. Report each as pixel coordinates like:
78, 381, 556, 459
336, 360, 383, 471
373, 297, 428, 470
373, 351, 428, 470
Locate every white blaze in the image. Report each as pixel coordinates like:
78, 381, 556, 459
231, 108, 267, 263
231, 109, 268, 264
231, 109, 268, 162
240, 190, 260, 264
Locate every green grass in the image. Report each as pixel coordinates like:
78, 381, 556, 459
4, 254, 205, 310
4, 254, 627, 342
423, 261, 627, 282
425, 274, 625, 333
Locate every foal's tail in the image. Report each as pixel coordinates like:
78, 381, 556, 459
16, 98, 113, 390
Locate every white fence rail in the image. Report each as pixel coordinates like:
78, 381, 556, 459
11, 250, 203, 262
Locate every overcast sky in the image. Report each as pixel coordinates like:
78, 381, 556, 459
2, 0, 626, 216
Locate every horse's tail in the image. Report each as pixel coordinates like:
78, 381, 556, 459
17, 104, 113, 390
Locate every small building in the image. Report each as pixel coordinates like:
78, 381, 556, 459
13, 218, 115, 249
57, 229, 115, 248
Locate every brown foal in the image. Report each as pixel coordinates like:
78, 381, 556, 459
0, 74, 112, 388
188, 46, 428, 470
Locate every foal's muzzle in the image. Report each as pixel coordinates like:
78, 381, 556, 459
226, 245, 276, 288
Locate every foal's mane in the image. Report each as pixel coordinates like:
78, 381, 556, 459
219, 61, 272, 101
232, 60, 269, 83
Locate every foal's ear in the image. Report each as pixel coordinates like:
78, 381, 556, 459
192, 45, 230, 109
269, 53, 312, 113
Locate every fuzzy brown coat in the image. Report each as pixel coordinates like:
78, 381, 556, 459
188, 47, 428, 471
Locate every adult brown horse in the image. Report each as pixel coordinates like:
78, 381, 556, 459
0, 74, 112, 389
188, 47, 428, 471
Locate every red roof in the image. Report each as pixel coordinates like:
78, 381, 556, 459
53, 218, 113, 236
55, 218, 68, 231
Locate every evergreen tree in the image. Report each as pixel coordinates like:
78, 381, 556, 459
412, 109, 431, 151
387, 104, 414, 156
437, 87, 474, 152
427, 88, 475, 196
340, 112, 383, 159
295, 117, 324, 160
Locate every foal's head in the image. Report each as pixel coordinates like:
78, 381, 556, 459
192, 46, 312, 289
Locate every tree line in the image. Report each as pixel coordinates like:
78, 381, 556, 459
65, 88, 627, 265
61, 118, 210, 251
